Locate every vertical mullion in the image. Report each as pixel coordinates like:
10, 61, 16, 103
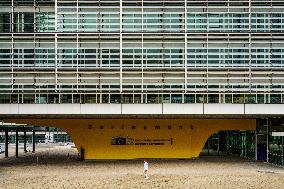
141, 1, 144, 102
11, 0, 14, 33
269, 0, 272, 33
249, 0, 251, 32
269, 1, 272, 69
249, 34, 252, 93
206, 2, 209, 102
206, 34, 209, 103
120, 0, 122, 93
227, 33, 230, 103
141, 34, 144, 103
249, 0, 252, 94
55, 0, 58, 32
34, 0, 36, 33
55, 34, 58, 93
55, 0, 58, 98
77, 0, 79, 32
227, 0, 229, 32
76, 34, 79, 93
184, 0, 187, 100
33, 0, 36, 69
76, 0, 79, 94
12, 34, 14, 94
21, 12, 24, 32
11, 0, 14, 95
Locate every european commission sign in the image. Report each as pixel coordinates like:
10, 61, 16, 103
111, 136, 173, 146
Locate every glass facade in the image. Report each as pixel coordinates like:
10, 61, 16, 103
203, 130, 256, 159
204, 118, 284, 167
0, 0, 284, 104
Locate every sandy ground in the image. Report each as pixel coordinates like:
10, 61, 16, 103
0, 146, 284, 189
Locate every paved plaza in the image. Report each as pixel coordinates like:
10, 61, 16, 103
1, 146, 283, 189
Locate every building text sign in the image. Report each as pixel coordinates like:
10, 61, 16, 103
111, 136, 173, 146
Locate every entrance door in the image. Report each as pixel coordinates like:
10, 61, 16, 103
256, 134, 267, 161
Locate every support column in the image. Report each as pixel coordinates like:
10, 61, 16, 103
226, 131, 229, 156
5, 130, 8, 158
32, 130, 35, 153
282, 125, 284, 166
15, 130, 18, 158
266, 118, 269, 163
255, 131, 258, 160
217, 133, 220, 156
244, 131, 247, 158
80, 146, 84, 161
207, 137, 210, 155
24, 129, 27, 153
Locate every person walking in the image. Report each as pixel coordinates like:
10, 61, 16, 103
144, 160, 149, 179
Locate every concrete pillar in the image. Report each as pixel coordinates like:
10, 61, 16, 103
282, 126, 284, 166
207, 135, 211, 155
255, 132, 258, 160
282, 125, 284, 166
80, 146, 84, 161
244, 131, 247, 158
32, 130, 35, 153
266, 118, 269, 163
15, 130, 18, 158
226, 131, 229, 156
5, 130, 8, 158
217, 133, 220, 156
24, 130, 27, 153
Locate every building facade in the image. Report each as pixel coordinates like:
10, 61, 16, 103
0, 0, 283, 161
0, 0, 284, 104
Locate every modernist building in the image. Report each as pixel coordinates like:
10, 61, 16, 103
0, 0, 283, 163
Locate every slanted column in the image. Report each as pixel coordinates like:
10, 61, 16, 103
23, 129, 27, 153
32, 130, 35, 153
5, 130, 8, 158
15, 130, 18, 158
